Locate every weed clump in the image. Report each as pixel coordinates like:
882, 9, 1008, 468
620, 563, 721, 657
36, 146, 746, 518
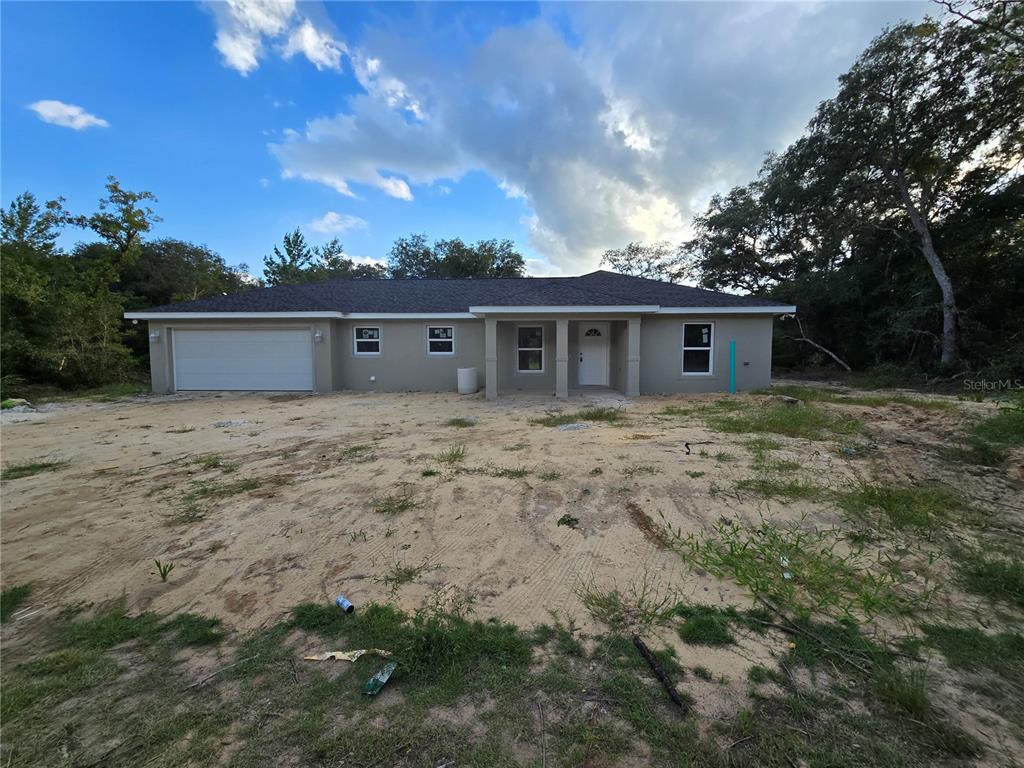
676, 605, 735, 646
531, 407, 623, 427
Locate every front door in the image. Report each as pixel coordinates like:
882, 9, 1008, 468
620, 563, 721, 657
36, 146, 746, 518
578, 322, 610, 386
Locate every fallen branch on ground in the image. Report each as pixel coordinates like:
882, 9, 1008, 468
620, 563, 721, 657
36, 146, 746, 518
632, 634, 689, 712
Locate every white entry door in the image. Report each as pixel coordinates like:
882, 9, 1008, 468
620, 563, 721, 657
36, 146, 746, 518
578, 322, 610, 386
173, 329, 314, 391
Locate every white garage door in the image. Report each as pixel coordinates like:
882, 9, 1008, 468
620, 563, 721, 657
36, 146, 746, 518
173, 329, 314, 391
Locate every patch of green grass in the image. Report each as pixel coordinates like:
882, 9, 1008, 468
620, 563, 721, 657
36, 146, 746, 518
708, 402, 862, 440
490, 465, 530, 479
163, 613, 225, 646
713, 451, 736, 463
955, 548, 1024, 609
836, 482, 958, 531
445, 417, 475, 428
685, 470, 705, 478
940, 435, 1010, 467
1, 459, 68, 481
340, 444, 376, 462
735, 475, 825, 503
589, 466, 603, 476
420, 467, 440, 477
538, 469, 562, 481
372, 491, 418, 516
771, 384, 955, 411
676, 605, 735, 646
747, 664, 772, 684
923, 625, 1024, 684
970, 403, 1024, 445
557, 513, 579, 528
59, 605, 162, 650
873, 666, 930, 719
193, 454, 238, 473
531, 406, 623, 427
504, 442, 528, 451
1, 584, 31, 622
747, 436, 782, 452
435, 444, 466, 464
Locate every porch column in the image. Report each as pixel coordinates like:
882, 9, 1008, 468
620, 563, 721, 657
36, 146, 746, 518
485, 318, 498, 401
626, 317, 641, 397
555, 319, 569, 399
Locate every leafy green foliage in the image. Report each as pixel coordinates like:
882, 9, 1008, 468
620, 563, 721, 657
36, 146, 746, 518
388, 233, 525, 278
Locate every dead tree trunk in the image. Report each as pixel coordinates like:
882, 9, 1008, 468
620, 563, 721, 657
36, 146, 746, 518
894, 171, 959, 367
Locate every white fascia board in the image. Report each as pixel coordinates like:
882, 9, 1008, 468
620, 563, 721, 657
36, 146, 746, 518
470, 305, 660, 314
343, 312, 476, 319
124, 311, 343, 320
657, 306, 797, 315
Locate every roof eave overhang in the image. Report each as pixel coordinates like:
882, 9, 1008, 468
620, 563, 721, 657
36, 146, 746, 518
656, 306, 797, 315
469, 305, 660, 315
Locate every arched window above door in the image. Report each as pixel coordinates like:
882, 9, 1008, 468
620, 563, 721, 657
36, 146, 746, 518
584, 328, 602, 337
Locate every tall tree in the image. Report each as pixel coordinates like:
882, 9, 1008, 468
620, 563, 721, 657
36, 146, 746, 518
73, 176, 161, 266
388, 234, 525, 278
262, 229, 386, 285
802, 18, 1022, 366
599, 241, 690, 283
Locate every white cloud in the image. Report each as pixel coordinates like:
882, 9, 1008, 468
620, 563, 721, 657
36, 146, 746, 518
309, 211, 367, 233
258, 177, 271, 188
28, 100, 109, 130
268, 3, 925, 271
206, 0, 344, 75
282, 19, 345, 71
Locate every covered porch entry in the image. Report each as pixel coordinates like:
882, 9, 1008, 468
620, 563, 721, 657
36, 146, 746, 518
479, 315, 643, 400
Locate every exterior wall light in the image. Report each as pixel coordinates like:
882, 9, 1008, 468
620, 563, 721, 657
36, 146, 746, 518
149, 330, 161, 343
313, 330, 324, 343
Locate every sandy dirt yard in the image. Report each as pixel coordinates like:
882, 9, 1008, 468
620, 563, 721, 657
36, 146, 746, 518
1, 390, 756, 635
3, 383, 1023, 762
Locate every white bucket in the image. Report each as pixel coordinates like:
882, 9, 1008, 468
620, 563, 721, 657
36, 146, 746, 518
457, 367, 478, 395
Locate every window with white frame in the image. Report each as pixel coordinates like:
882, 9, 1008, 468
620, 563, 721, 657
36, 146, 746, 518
353, 326, 381, 355
682, 322, 714, 374
517, 326, 544, 372
427, 326, 455, 355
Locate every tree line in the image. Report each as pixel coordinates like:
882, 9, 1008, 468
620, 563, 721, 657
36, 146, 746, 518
0, 180, 526, 391
604, 3, 1022, 379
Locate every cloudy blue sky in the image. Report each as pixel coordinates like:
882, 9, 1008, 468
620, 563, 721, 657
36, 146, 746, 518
1, 1, 927, 277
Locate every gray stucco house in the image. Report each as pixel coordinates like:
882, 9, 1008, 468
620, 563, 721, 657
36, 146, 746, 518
125, 270, 795, 400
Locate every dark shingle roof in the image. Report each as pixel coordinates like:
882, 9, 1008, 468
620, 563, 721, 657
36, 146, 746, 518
139, 270, 786, 314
